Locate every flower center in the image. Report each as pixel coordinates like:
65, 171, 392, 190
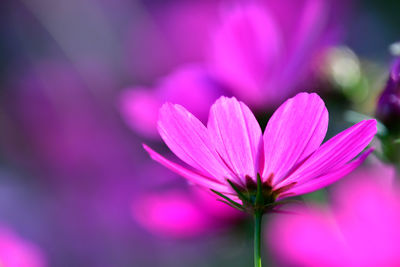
237, 174, 277, 212
211, 173, 297, 214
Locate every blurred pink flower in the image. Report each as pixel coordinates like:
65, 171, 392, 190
0, 226, 46, 267
209, 0, 345, 107
132, 187, 241, 238
267, 163, 400, 267
122, 0, 348, 138
144, 93, 376, 206
120, 65, 220, 137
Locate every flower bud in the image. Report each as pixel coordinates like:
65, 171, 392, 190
376, 57, 400, 135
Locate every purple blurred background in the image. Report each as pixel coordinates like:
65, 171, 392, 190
0, 0, 399, 266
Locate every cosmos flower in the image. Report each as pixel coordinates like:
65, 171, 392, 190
266, 162, 400, 267
209, 0, 344, 107
143, 92, 376, 212
122, 0, 349, 138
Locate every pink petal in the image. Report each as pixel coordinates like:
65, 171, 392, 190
143, 144, 229, 193
209, 4, 282, 106
158, 102, 234, 183
279, 149, 373, 199
263, 0, 327, 43
278, 0, 329, 88
277, 119, 377, 188
263, 93, 328, 185
207, 97, 263, 183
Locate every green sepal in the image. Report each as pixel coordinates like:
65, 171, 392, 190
216, 199, 245, 211
226, 179, 250, 202
210, 189, 244, 210
255, 173, 264, 206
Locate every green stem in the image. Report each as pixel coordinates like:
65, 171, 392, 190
254, 211, 263, 267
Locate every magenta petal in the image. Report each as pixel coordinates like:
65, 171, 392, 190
263, 93, 328, 185
158, 103, 232, 182
280, 149, 373, 199
278, 0, 329, 89
143, 144, 229, 193
208, 97, 263, 182
277, 119, 377, 188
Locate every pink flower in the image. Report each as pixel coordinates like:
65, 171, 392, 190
209, 0, 346, 107
132, 187, 241, 238
0, 226, 46, 267
266, 163, 400, 266
122, 0, 349, 138
143, 92, 376, 210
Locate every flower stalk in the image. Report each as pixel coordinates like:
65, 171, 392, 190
216, 174, 268, 267
254, 210, 263, 267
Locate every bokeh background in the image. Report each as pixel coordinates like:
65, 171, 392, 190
0, 0, 399, 266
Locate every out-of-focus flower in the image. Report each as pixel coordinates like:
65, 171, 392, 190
122, 0, 348, 138
130, 159, 243, 238
144, 93, 376, 211
377, 57, 400, 135
266, 163, 400, 267
0, 226, 46, 267
132, 187, 241, 238
376, 57, 400, 164
209, 0, 345, 107
120, 65, 221, 138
